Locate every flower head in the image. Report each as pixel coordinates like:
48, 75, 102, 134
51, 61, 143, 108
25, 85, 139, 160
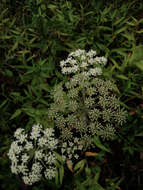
60, 49, 107, 76
8, 124, 58, 185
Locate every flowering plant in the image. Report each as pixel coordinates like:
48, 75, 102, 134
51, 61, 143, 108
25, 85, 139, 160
60, 49, 107, 76
49, 49, 127, 148
8, 49, 128, 186
7, 124, 58, 185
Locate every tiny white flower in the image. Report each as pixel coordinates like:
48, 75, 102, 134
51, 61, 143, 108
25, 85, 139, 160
35, 150, 44, 160
32, 162, 42, 174
62, 155, 66, 162
74, 138, 79, 143
14, 128, 24, 138
18, 164, 29, 175
69, 142, 74, 147
67, 147, 71, 154
48, 138, 58, 150
7, 148, 19, 162
30, 124, 42, 140
11, 163, 19, 174
78, 145, 83, 150
44, 128, 54, 138
46, 152, 56, 165
87, 50, 97, 57
29, 172, 41, 183
25, 141, 33, 151
61, 148, 65, 154
10, 141, 23, 154
60, 60, 66, 67
21, 153, 29, 163
73, 146, 78, 151
22, 176, 33, 185
74, 154, 79, 159
80, 62, 88, 68
44, 167, 56, 180
81, 55, 86, 61
68, 154, 72, 159
38, 137, 48, 147
17, 134, 27, 144
89, 67, 102, 76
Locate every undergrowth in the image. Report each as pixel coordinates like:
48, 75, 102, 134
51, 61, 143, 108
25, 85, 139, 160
0, 0, 143, 190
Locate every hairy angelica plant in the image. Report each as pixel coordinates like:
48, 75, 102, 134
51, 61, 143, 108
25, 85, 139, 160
48, 50, 127, 151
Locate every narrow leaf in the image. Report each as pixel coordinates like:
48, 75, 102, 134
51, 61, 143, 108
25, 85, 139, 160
59, 166, 64, 184
93, 136, 111, 153
74, 159, 85, 174
10, 109, 22, 120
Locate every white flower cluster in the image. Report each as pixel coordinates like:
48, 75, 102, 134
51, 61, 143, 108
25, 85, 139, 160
61, 137, 83, 163
7, 124, 58, 185
60, 49, 107, 76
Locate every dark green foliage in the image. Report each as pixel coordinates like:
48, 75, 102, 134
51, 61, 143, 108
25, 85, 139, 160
0, 0, 143, 189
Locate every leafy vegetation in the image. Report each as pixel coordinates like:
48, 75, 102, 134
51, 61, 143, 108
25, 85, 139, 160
0, 0, 143, 189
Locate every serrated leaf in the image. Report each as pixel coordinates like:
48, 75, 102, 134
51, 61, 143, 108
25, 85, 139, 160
10, 109, 22, 120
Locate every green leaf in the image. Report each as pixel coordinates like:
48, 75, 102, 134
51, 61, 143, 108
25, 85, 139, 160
54, 160, 61, 168
5, 69, 13, 77
93, 136, 111, 153
48, 4, 57, 10
94, 183, 105, 190
0, 100, 8, 109
53, 152, 64, 164
114, 26, 127, 35
0, 36, 12, 40
135, 133, 143, 137
113, 17, 125, 26
11, 41, 18, 51
55, 169, 59, 186
116, 74, 129, 80
74, 159, 85, 174
10, 109, 22, 120
129, 45, 143, 63
59, 165, 64, 184
135, 60, 143, 71
94, 166, 101, 182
